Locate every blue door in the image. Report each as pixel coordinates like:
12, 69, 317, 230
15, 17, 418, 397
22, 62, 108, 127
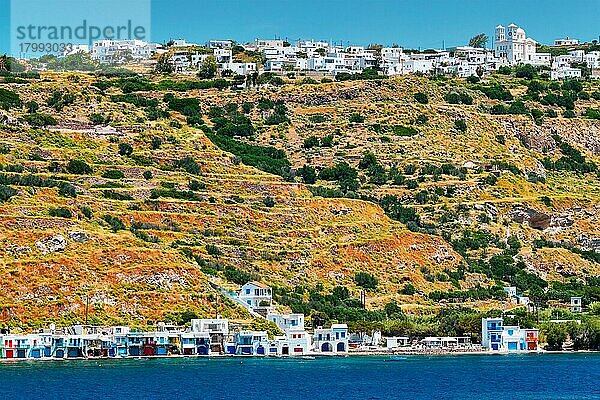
256, 346, 265, 355
508, 342, 518, 351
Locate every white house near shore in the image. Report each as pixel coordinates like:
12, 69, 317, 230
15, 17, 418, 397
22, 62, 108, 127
313, 324, 348, 353
237, 282, 272, 311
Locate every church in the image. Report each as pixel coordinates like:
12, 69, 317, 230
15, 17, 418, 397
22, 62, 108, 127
494, 24, 551, 66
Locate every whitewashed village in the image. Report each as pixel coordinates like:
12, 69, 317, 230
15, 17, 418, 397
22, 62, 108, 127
54, 24, 600, 81
1, 278, 590, 360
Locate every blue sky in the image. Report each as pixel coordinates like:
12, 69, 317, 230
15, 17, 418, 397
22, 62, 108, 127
2, 0, 600, 54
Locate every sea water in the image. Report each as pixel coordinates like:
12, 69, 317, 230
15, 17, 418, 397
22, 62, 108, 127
0, 354, 599, 399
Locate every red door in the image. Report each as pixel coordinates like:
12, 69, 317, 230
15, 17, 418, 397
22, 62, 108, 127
6, 349, 14, 358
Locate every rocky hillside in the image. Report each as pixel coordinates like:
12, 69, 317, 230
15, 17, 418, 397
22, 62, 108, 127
2, 68, 600, 329
0, 71, 474, 329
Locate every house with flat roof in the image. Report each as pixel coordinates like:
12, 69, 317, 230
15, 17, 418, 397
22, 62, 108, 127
237, 282, 272, 311
313, 324, 348, 353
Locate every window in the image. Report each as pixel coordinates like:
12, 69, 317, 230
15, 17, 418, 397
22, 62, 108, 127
245, 289, 250, 294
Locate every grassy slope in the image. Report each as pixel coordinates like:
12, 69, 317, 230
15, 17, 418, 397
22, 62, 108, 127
0, 73, 472, 329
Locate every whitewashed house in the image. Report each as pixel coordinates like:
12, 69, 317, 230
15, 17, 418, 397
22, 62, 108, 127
554, 37, 579, 46
571, 297, 583, 313
190, 318, 229, 353
482, 318, 539, 352
384, 336, 410, 348
267, 312, 311, 355
206, 40, 234, 49
234, 330, 269, 355
313, 324, 348, 353
551, 66, 582, 80
238, 282, 272, 310
92, 40, 158, 63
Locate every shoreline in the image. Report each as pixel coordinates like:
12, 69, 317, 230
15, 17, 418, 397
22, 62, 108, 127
1, 349, 597, 364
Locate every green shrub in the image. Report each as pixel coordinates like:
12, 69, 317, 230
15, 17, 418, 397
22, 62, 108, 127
0, 185, 17, 202
102, 215, 126, 232
175, 156, 201, 175
414, 92, 429, 104
206, 244, 222, 256
400, 284, 416, 295
355, 272, 379, 290
189, 180, 206, 191
118, 143, 134, 156
263, 196, 275, 207
58, 183, 77, 198
102, 169, 125, 179
392, 125, 418, 136
80, 205, 92, 218
66, 159, 92, 175
143, 170, 153, 180
0, 88, 22, 109
49, 208, 72, 218
454, 119, 467, 132
21, 113, 57, 127
102, 190, 133, 201
349, 113, 365, 123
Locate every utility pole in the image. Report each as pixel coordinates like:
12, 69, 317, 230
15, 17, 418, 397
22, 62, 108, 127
85, 293, 89, 325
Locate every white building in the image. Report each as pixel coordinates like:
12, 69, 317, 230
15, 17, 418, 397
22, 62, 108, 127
206, 40, 234, 49
62, 44, 90, 57
190, 318, 229, 353
234, 330, 269, 355
554, 37, 580, 46
482, 318, 539, 352
384, 336, 410, 348
571, 297, 583, 313
92, 40, 158, 63
494, 24, 549, 66
267, 312, 311, 355
238, 282, 272, 311
313, 324, 348, 353
551, 66, 582, 80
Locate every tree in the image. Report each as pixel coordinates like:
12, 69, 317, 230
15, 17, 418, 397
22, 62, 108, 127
454, 119, 467, 133
198, 56, 218, 79
263, 196, 275, 207
66, 159, 93, 175
155, 54, 174, 74
542, 323, 568, 350
469, 34, 489, 48
118, 143, 134, 156
298, 165, 317, 184
414, 92, 428, 104
355, 272, 379, 290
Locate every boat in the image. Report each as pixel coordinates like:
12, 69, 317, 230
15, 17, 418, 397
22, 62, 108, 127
301, 356, 316, 360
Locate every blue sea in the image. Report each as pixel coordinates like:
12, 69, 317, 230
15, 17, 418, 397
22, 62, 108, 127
0, 354, 599, 400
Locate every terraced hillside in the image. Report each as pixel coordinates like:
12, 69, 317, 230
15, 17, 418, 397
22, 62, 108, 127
0, 71, 477, 329
239, 74, 600, 300
3, 67, 600, 330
